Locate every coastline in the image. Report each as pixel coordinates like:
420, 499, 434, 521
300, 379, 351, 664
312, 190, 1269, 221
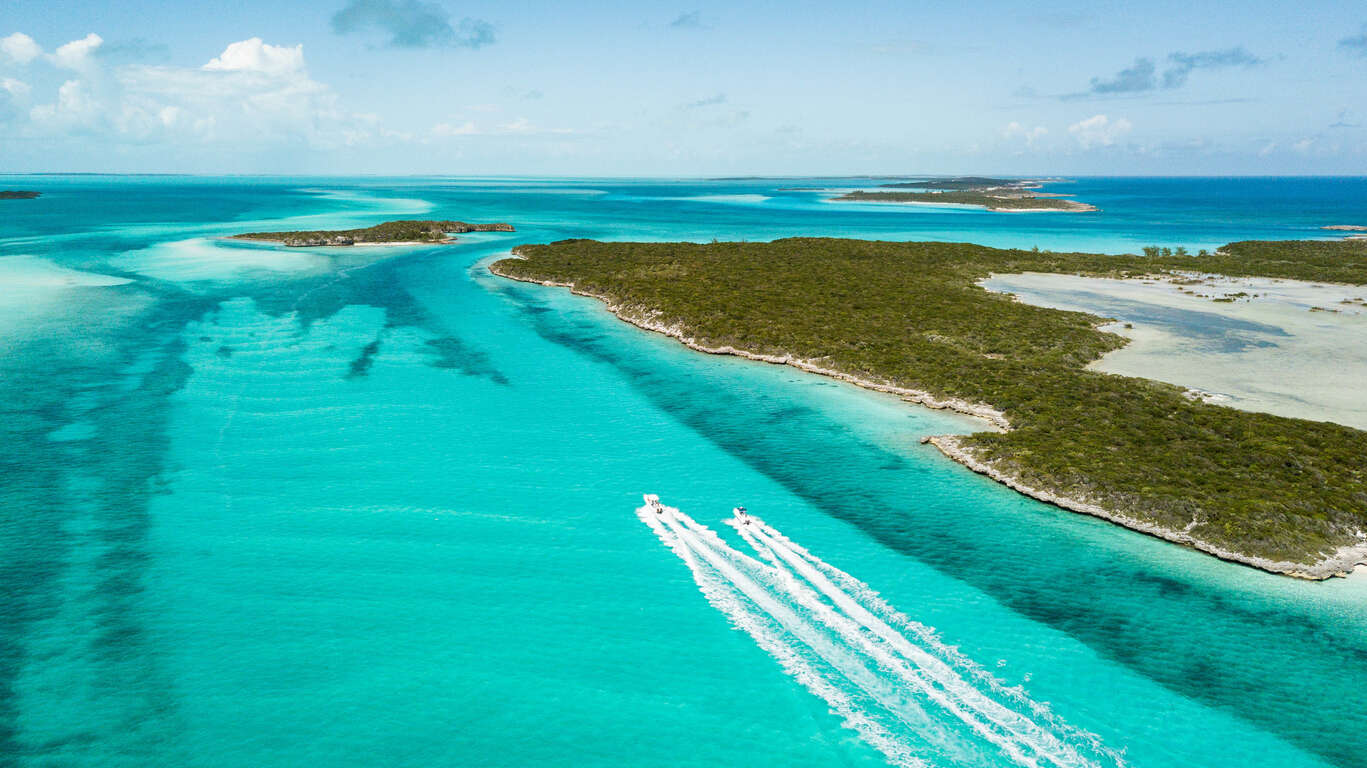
927, 435, 1367, 580
827, 197, 1098, 213
492, 255, 1366, 580
222, 236, 459, 248
489, 257, 1009, 430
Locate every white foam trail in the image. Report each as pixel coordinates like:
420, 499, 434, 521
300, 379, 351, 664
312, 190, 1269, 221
737, 518, 1108, 768
744, 516, 1123, 765
657, 511, 954, 740
719, 521, 1052, 767
638, 498, 1125, 768
637, 505, 931, 768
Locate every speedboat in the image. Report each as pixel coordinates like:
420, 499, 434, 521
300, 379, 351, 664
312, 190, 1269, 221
643, 494, 663, 513
734, 506, 749, 523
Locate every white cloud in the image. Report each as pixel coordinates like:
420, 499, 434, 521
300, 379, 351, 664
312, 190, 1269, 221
2, 77, 30, 97
1257, 142, 1276, 157
1, 32, 42, 65
203, 37, 304, 76
430, 117, 573, 139
432, 120, 478, 136
498, 117, 535, 134
13, 35, 379, 150
1002, 121, 1048, 147
1068, 114, 1131, 149
1291, 138, 1315, 154
30, 79, 99, 126
51, 33, 103, 71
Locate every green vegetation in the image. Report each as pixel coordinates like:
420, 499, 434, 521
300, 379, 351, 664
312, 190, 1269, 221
0, 190, 40, 199
880, 177, 1028, 190
836, 190, 1094, 212
494, 238, 1367, 574
233, 219, 514, 247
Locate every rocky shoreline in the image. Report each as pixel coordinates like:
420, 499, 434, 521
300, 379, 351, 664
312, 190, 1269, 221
926, 435, 1367, 580
489, 256, 1010, 430
492, 253, 1366, 580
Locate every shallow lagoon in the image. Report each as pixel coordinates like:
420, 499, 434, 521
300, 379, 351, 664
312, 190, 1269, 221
2, 177, 1366, 768
982, 272, 1367, 429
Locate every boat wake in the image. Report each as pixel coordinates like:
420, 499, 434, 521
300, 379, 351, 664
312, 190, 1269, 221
637, 496, 1125, 768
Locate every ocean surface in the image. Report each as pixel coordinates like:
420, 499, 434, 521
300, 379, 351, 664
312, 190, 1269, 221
2, 176, 1365, 768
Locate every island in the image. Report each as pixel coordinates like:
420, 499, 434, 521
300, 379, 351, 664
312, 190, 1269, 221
232, 219, 514, 247
492, 237, 1367, 579
1323, 225, 1367, 231
0, 190, 41, 199
879, 177, 1041, 191
835, 189, 1096, 212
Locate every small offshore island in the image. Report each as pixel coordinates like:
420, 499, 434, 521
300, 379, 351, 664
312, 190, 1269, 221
493, 237, 1367, 579
233, 219, 514, 247
834, 177, 1097, 212
1, 190, 41, 199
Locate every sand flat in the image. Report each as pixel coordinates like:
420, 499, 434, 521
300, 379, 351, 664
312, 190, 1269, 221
981, 272, 1367, 429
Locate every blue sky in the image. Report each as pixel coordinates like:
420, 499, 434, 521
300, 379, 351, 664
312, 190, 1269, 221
2, 0, 1365, 175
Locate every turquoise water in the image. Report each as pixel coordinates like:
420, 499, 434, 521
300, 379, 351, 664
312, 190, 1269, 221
2, 176, 1365, 767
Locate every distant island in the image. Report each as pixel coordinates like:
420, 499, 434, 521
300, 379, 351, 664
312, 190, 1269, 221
493, 237, 1367, 579
1324, 225, 1367, 240
879, 177, 1042, 191
836, 189, 1097, 212
0, 190, 41, 199
833, 177, 1094, 211
232, 219, 514, 247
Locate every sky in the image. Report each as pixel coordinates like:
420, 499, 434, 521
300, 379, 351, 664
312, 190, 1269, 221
1, 0, 1366, 175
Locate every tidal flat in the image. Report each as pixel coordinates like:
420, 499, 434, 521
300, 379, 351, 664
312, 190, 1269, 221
981, 272, 1367, 429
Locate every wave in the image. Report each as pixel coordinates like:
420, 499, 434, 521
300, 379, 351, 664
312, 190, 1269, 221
637, 497, 1126, 768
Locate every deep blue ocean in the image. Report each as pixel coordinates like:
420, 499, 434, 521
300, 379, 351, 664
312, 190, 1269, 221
2, 176, 1365, 767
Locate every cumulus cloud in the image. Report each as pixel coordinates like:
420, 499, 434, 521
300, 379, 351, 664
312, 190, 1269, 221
1, 32, 43, 65
1075, 47, 1264, 97
1002, 121, 1048, 147
2, 77, 30, 97
0, 76, 31, 123
1341, 25, 1367, 56
29, 79, 98, 127
9, 33, 383, 150
203, 37, 305, 75
50, 33, 103, 71
331, 0, 495, 48
1069, 114, 1131, 148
